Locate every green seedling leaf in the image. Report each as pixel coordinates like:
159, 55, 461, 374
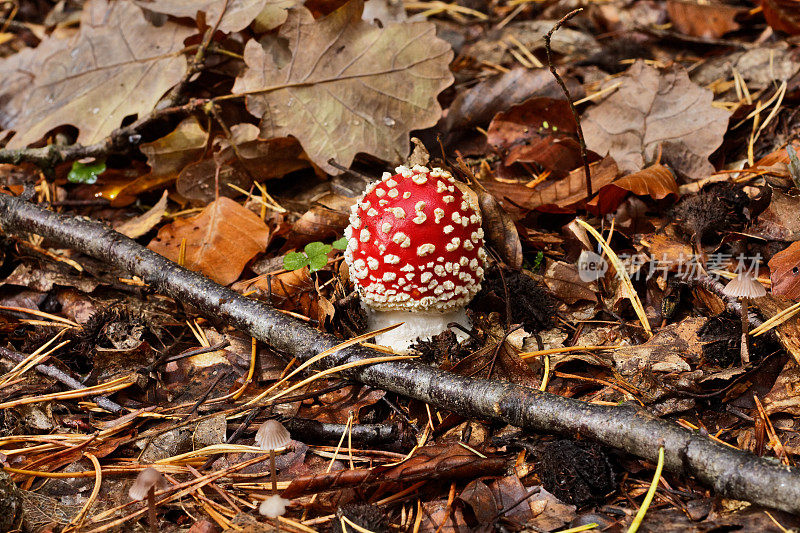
308, 253, 329, 272
332, 237, 348, 250
530, 251, 545, 272
68, 159, 106, 184
304, 241, 332, 257
283, 251, 309, 271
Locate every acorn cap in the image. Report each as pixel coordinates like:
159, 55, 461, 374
259, 494, 289, 518
255, 419, 291, 451
722, 272, 767, 299
129, 467, 168, 500
343, 165, 487, 313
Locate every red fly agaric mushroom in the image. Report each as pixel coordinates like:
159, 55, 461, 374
344, 165, 487, 352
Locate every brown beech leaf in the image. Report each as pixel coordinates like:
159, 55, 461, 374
487, 97, 584, 176
769, 241, 800, 300
232, 0, 453, 174
481, 157, 619, 213
762, 0, 800, 35
473, 183, 523, 268
443, 68, 583, 146
2, 0, 192, 149
281, 193, 352, 251
582, 61, 730, 179
589, 163, 678, 214
148, 197, 270, 285
667, 0, 742, 38
140, 116, 209, 178
135, 0, 270, 33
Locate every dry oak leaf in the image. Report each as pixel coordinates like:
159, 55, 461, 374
232, 0, 453, 174
148, 197, 270, 285
582, 61, 730, 179
1, 0, 192, 149
769, 240, 800, 301
135, 0, 274, 33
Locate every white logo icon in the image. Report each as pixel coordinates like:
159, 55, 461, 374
578, 250, 608, 282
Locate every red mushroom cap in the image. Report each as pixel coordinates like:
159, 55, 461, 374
344, 165, 486, 312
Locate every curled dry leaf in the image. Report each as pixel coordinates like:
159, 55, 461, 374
769, 240, 800, 300
1, 0, 193, 149
112, 116, 210, 205
472, 183, 523, 268
281, 193, 352, 251
116, 190, 169, 238
148, 197, 271, 285
481, 157, 619, 214
666, 0, 742, 39
588, 163, 679, 214
582, 60, 731, 179
135, 0, 270, 33
233, 268, 318, 316
487, 97, 584, 176
233, 0, 453, 174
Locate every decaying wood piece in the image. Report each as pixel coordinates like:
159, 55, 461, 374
2, 193, 800, 513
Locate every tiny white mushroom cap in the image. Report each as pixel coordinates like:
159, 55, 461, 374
259, 494, 290, 518
722, 273, 767, 299
129, 467, 168, 501
255, 419, 291, 451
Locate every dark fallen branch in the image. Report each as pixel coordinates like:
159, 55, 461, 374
1, 193, 800, 514
0, 100, 208, 169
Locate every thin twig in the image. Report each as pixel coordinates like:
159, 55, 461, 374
544, 9, 592, 199
0, 346, 123, 412
0, 100, 208, 169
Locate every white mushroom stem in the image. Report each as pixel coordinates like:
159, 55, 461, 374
740, 297, 750, 366
366, 306, 471, 353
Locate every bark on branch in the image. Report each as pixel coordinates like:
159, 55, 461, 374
1, 193, 800, 514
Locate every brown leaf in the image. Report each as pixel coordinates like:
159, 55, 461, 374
588, 163, 678, 214
474, 183, 523, 268
667, 0, 742, 38
544, 261, 598, 304
582, 61, 731, 179
176, 125, 311, 204
148, 197, 270, 285
113, 117, 210, 205
2, 0, 192, 149
443, 68, 584, 145
762, 0, 800, 35
282, 445, 507, 498
481, 157, 619, 213
253, 0, 297, 31
140, 116, 209, 179
641, 233, 694, 272
487, 97, 584, 175
281, 193, 352, 251
116, 190, 169, 238
769, 240, 800, 300
176, 159, 252, 204
135, 0, 270, 33
232, 0, 453, 174
232, 268, 318, 316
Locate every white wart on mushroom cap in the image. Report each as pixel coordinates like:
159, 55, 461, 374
344, 165, 487, 313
